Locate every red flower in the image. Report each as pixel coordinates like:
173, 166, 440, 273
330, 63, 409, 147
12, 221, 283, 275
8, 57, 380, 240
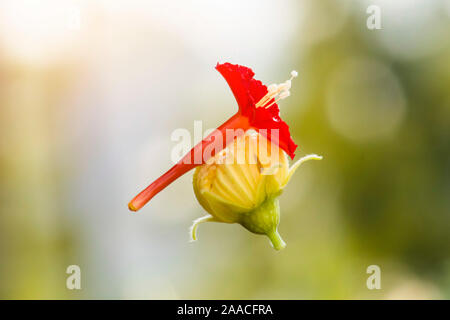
216, 62, 297, 158
128, 62, 298, 211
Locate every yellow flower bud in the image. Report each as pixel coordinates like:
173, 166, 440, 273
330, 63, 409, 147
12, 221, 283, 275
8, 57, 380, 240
191, 130, 321, 250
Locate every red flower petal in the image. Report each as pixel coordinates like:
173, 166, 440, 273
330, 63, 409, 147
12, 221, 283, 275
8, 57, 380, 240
253, 107, 298, 160
215, 62, 267, 116
216, 62, 298, 159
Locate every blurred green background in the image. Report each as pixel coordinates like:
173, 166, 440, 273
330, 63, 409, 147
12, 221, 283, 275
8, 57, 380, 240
0, 0, 449, 299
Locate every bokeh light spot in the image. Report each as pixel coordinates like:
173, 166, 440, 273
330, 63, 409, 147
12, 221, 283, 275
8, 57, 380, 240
326, 57, 407, 142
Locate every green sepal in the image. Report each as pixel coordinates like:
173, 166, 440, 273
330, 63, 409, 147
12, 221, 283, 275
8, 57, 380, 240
240, 196, 286, 250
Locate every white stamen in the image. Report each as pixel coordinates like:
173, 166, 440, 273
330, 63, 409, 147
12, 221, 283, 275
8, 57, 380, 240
284, 80, 291, 90
279, 91, 290, 99
278, 81, 290, 91
256, 69, 298, 109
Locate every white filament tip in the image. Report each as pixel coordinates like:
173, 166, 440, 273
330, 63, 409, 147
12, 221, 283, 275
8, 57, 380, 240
291, 70, 298, 78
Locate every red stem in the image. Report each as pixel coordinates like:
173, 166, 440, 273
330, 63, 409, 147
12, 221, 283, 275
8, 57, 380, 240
128, 113, 250, 212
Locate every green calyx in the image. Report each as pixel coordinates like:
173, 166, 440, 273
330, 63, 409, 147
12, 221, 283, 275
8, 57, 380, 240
190, 194, 286, 250
239, 196, 285, 250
